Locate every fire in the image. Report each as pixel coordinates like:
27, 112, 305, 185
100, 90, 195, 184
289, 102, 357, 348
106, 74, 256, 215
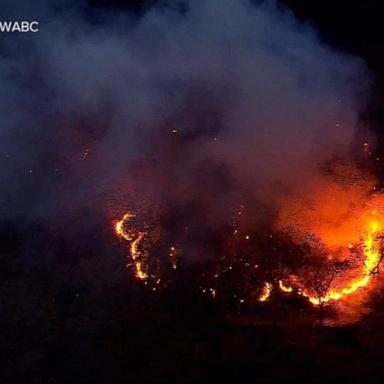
113, 164, 384, 313
268, 220, 382, 305
258, 282, 272, 302
275, 163, 384, 306
299, 220, 381, 305
279, 280, 293, 293
130, 232, 148, 280
115, 212, 135, 241
114, 210, 383, 305
115, 211, 148, 280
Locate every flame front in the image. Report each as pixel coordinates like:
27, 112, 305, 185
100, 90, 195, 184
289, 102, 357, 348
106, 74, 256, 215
300, 220, 381, 305
114, 211, 383, 305
113, 166, 384, 313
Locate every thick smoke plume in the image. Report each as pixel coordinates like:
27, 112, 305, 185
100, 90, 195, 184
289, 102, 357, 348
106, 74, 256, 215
0, 0, 371, 253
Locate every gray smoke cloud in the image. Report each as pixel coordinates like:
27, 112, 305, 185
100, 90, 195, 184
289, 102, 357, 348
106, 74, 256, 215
0, 0, 371, 228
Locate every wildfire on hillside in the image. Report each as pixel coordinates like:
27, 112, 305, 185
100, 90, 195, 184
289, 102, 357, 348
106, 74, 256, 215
113, 158, 384, 318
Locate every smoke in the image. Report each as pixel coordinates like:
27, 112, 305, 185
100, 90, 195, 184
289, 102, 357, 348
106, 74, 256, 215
0, 0, 371, 232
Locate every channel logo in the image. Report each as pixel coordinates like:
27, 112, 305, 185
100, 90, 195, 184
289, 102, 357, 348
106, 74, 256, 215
0, 21, 39, 32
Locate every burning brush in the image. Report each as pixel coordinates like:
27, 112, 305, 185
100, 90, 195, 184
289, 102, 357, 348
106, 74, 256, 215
113, 160, 384, 314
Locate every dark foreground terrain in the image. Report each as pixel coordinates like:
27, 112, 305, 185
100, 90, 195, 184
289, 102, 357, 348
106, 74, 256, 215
2, 308, 384, 383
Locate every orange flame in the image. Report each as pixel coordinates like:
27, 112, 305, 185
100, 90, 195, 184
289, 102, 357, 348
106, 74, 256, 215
299, 220, 381, 305
279, 280, 293, 293
114, 165, 384, 311
115, 212, 135, 241
115, 212, 148, 280
256, 218, 382, 306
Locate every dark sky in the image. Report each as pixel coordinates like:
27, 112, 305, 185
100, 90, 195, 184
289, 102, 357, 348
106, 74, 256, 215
282, 1, 383, 68
88, 0, 384, 68
279, 1, 384, 143
86, 0, 384, 133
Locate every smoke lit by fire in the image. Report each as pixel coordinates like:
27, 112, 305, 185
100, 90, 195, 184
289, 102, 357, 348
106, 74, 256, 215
113, 161, 384, 315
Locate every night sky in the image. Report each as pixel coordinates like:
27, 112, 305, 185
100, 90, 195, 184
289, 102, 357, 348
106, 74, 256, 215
1, 1, 384, 383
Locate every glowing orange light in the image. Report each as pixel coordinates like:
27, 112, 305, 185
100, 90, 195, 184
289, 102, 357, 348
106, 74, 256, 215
258, 282, 272, 302
115, 212, 148, 280
298, 220, 381, 305
279, 280, 293, 293
115, 212, 135, 241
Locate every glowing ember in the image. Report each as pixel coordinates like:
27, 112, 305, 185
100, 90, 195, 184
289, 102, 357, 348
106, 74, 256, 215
169, 246, 178, 270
